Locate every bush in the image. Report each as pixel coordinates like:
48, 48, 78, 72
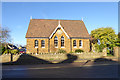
49, 58, 54, 61
3, 49, 19, 54
107, 53, 114, 56
2, 46, 5, 54
57, 49, 66, 53
11, 49, 19, 54
95, 43, 105, 52
75, 49, 84, 53
69, 51, 74, 53
3, 49, 9, 54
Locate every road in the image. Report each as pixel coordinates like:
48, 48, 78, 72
1, 62, 119, 78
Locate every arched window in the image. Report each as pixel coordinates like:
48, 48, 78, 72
73, 40, 76, 47
79, 40, 82, 48
41, 40, 45, 48
54, 36, 58, 47
61, 36, 64, 47
35, 40, 38, 48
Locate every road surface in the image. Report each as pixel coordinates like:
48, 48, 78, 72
2, 62, 118, 78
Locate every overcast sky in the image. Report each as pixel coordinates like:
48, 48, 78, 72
2, 2, 118, 46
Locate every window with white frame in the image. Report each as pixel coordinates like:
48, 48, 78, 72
79, 40, 82, 48
54, 36, 58, 47
73, 40, 76, 47
41, 40, 45, 48
61, 36, 64, 47
35, 40, 38, 48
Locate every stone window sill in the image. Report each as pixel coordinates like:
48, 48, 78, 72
35, 46, 38, 48
73, 46, 77, 48
79, 46, 82, 48
55, 47, 58, 48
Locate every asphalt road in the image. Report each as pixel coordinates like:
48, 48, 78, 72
2, 62, 119, 78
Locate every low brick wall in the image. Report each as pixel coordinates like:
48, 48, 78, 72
113, 47, 120, 57
0, 52, 105, 63
30, 52, 105, 61
0, 54, 20, 63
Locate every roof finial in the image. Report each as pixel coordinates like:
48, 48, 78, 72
30, 16, 32, 20
82, 17, 83, 21
58, 20, 60, 26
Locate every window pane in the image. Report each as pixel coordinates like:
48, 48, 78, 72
54, 36, 58, 47
79, 40, 82, 47
35, 40, 38, 47
61, 36, 64, 47
73, 40, 76, 47
41, 40, 45, 47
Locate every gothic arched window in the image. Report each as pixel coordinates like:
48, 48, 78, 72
54, 36, 58, 47
61, 36, 64, 47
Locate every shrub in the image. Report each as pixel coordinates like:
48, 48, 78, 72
69, 51, 74, 53
2, 46, 5, 54
3, 49, 9, 54
95, 43, 105, 52
107, 53, 114, 56
49, 58, 54, 61
57, 49, 66, 53
75, 49, 84, 53
11, 49, 19, 54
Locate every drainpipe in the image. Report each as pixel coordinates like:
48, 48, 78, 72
48, 38, 50, 53
37, 47, 38, 54
70, 38, 72, 52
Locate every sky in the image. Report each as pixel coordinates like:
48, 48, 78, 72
2, 2, 118, 46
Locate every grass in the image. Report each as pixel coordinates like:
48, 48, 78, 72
49, 58, 54, 61
107, 53, 114, 57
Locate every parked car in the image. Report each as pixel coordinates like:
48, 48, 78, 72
19, 49, 26, 54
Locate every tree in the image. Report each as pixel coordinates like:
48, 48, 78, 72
0, 26, 11, 54
0, 26, 11, 43
91, 27, 117, 53
114, 32, 120, 47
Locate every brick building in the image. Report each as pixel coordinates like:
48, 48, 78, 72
25, 19, 90, 53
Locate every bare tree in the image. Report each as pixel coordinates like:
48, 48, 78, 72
0, 26, 11, 44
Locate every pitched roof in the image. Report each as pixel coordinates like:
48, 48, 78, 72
25, 19, 90, 38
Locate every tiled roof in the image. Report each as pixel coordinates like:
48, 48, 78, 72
26, 19, 90, 38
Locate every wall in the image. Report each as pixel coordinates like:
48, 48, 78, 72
28, 52, 105, 61
26, 38, 49, 53
50, 28, 71, 53
113, 47, 120, 57
71, 39, 90, 52
26, 29, 90, 53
